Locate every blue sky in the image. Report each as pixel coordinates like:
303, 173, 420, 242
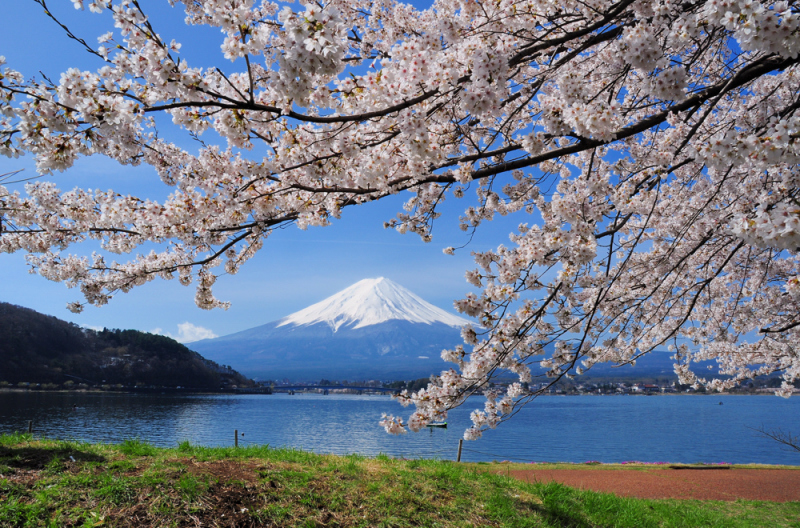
0, 0, 531, 342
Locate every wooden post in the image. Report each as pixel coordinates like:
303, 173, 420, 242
235, 429, 238, 448
28, 421, 32, 435
456, 439, 463, 462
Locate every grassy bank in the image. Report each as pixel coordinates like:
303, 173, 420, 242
1, 433, 798, 527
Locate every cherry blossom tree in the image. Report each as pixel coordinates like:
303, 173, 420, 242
1, 0, 799, 439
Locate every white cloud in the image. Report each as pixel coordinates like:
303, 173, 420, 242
152, 322, 217, 343
177, 322, 218, 343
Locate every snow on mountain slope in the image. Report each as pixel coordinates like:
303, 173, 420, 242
188, 277, 473, 379
277, 277, 469, 332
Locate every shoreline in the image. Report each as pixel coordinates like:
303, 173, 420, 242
0, 387, 786, 396
0, 387, 273, 395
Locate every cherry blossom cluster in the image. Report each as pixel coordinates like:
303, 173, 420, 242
2, 0, 800, 439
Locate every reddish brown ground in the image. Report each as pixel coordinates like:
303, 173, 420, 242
504, 467, 800, 502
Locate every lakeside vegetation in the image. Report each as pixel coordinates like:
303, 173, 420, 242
1, 433, 798, 527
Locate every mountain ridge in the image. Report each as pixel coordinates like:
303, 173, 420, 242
0, 302, 255, 389
189, 278, 470, 380
189, 278, 704, 383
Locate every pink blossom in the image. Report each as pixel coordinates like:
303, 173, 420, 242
1, 0, 799, 440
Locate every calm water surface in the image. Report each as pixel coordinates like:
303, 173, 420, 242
1, 392, 798, 465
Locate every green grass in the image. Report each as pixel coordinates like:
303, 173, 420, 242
0, 432, 798, 527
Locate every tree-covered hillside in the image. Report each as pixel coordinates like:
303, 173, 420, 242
0, 302, 254, 389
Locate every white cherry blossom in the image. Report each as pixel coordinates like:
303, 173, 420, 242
1, 0, 800, 439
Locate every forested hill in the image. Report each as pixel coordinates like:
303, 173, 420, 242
0, 302, 255, 389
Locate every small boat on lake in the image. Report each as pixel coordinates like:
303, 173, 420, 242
426, 422, 447, 428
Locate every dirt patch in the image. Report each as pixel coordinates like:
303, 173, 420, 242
505, 467, 800, 502
183, 458, 263, 485
0, 446, 105, 470
109, 482, 267, 528
2, 467, 42, 487
195, 482, 262, 528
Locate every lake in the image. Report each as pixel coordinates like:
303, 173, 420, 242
1, 392, 798, 465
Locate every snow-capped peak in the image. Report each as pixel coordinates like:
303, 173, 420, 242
277, 277, 470, 332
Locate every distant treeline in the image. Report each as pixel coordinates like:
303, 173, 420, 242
0, 302, 254, 390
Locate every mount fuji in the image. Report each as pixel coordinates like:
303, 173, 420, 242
188, 278, 471, 381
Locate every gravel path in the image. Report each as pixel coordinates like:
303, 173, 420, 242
505, 467, 800, 502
